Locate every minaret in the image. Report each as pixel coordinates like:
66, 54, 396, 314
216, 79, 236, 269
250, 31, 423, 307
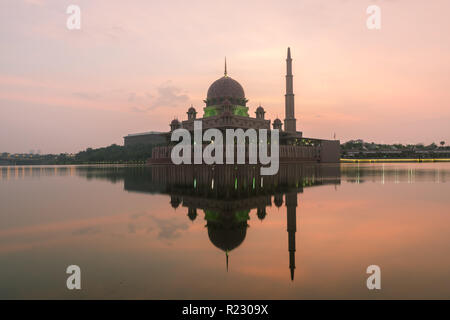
284, 47, 296, 133
224, 57, 228, 77
285, 192, 297, 281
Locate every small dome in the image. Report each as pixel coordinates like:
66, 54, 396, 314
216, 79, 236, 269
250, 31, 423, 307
171, 119, 180, 125
256, 106, 265, 112
273, 118, 282, 124
207, 76, 245, 100
188, 106, 196, 113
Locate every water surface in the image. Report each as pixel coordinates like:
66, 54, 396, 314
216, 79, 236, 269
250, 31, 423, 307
1, 163, 450, 299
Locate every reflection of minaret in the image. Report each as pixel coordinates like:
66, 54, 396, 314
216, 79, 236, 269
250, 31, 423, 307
226, 250, 229, 272
286, 192, 297, 281
284, 47, 296, 133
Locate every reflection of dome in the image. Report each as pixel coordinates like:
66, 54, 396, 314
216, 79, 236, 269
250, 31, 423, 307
207, 76, 245, 100
257, 207, 267, 220
205, 210, 249, 252
274, 194, 283, 207
170, 195, 181, 208
208, 222, 247, 252
187, 207, 197, 221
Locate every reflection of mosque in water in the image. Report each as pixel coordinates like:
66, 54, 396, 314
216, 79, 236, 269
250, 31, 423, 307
1, 164, 341, 280
54, 164, 341, 280
122, 164, 341, 281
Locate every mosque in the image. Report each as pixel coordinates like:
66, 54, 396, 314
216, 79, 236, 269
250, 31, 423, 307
124, 48, 340, 164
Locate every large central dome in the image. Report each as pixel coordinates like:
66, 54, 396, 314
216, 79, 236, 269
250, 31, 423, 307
206, 76, 245, 100
203, 60, 249, 117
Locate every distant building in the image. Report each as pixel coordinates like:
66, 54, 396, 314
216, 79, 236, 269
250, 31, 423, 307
123, 131, 168, 147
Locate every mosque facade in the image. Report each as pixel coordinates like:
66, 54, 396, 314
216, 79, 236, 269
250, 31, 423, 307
124, 48, 340, 163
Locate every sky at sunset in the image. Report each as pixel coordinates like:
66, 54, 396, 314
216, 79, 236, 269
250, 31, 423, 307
1, 0, 449, 153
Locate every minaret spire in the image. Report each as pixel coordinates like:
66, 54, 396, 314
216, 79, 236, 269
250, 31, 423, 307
224, 57, 228, 77
286, 192, 297, 281
226, 250, 229, 272
284, 47, 297, 133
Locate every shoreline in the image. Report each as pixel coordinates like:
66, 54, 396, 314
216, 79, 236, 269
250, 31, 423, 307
2, 159, 450, 166
341, 158, 450, 163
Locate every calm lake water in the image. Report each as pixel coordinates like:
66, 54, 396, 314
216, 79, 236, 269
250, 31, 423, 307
1, 163, 450, 299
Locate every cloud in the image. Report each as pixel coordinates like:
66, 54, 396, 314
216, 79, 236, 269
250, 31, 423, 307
103, 25, 128, 40
130, 82, 189, 113
130, 212, 147, 219
151, 83, 189, 108
72, 225, 101, 236
128, 92, 137, 102
73, 92, 102, 100
23, 0, 45, 5
149, 216, 188, 240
